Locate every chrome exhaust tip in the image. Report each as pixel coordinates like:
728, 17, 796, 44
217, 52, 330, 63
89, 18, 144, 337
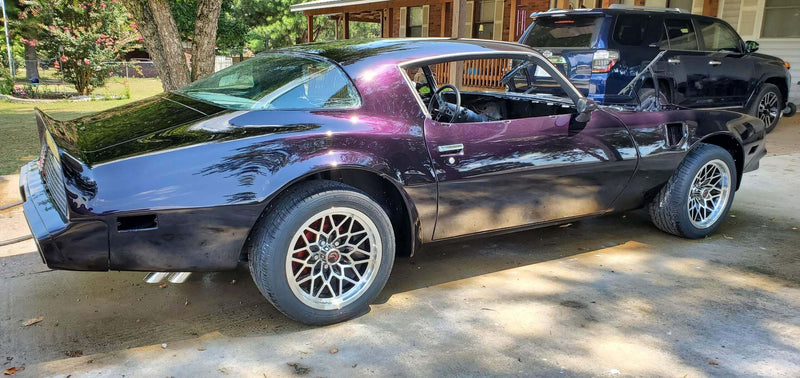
167, 272, 191, 284
143, 272, 169, 284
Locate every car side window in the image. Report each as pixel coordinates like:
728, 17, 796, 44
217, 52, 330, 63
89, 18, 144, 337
696, 20, 741, 52
266, 66, 360, 110
406, 57, 576, 123
660, 18, 699, 50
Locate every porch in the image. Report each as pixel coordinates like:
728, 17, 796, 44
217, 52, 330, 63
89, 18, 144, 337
290, 0, 725, 89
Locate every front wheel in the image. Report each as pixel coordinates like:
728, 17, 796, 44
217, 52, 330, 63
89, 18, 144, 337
649, 143, 737, 239
248, 181, 395, 325
749, 83, 783, 133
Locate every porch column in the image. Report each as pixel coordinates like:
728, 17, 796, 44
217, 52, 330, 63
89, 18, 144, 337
450, 0, 467, 89
452, 0, 467, 38
307, 15, 314, 43
508, 0, 518, 41
380, 9, 385, 37
441, 2, 448, 37
556, 0, 569, 8
385, 7, 394, 37
343, 12, 351, 39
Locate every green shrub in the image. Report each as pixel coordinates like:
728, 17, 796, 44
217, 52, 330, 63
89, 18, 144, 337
0, 67, 13, 95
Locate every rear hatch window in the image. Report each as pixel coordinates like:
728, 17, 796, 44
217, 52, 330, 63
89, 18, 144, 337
521, 14, 603, 48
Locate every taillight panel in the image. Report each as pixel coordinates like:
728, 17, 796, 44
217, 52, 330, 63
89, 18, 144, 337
592, 49, 619, 73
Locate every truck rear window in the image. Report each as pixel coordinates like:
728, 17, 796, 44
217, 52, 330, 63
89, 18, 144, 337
521, 15, 602, 48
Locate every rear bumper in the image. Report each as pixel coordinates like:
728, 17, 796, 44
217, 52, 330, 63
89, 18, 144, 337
20, 161, 109, 271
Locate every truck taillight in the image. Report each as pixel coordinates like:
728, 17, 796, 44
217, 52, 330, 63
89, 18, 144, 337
592, 49, 619, 73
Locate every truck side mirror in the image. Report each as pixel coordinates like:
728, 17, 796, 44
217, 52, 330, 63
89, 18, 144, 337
745, 40, 759, 53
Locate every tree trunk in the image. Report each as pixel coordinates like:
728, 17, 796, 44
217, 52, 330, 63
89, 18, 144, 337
123, 0, 190, 91
148, 0, 191, 89
124, 0, 174, 91
24, 44, 40, 80
190, 0, 222, 81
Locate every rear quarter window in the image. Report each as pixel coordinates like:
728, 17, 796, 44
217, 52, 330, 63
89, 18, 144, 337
522, 15, 603, 48
613, 14, 652, 46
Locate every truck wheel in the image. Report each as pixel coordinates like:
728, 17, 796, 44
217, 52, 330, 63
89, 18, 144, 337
649, 143, 737, 239
749, 83, 782, 133
248, 180, 395, 325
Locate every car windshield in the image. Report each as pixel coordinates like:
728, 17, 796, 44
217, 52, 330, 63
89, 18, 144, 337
522, 15, 602, 47
178, 53, 360, 110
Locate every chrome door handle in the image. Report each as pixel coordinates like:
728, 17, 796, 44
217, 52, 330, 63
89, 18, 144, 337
708, 60, 722, 66
667, 58, 681, 64
438, 143, 464, 154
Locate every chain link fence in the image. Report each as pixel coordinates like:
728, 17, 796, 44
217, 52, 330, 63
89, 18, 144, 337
16, 59, 158, 83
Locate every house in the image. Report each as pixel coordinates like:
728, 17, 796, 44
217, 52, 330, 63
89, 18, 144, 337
291, 0, 797, 102
290, 0, 722, 43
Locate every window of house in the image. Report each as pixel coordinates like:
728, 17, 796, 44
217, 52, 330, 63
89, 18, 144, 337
696, 20, 741, 52
762, 0, 800, 38
474, 0, 495, 39
408, 6, 424, 37
660, 18, 698, 50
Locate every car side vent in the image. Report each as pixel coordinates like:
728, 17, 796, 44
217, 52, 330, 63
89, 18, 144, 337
740, 122, 753, 140
664, 122, 685, 148
117, 214, 158, 232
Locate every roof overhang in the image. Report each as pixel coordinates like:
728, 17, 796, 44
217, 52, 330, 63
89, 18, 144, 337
290, 0, 388, 13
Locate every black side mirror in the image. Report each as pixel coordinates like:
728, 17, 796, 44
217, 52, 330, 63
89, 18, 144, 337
575, 98, 597, 123
745, 40, 759, 53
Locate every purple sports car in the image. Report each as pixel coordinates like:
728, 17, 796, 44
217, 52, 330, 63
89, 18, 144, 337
20, 39, 766, 324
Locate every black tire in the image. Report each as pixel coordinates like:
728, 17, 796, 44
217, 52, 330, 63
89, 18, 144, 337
783, 102, 796, 118
638, 87, 669, 111
248, 180, 395, 325
648, 143, 737, 239
748, 83, 783, 133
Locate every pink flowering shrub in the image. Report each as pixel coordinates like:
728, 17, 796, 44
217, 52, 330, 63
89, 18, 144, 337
35, 0, 137, 95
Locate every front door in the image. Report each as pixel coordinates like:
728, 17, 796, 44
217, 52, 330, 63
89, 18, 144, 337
425, 109, 637, 240
696, 19, 755, 108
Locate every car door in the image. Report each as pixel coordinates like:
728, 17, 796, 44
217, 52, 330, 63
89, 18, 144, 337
421, 57, 638, 240
695, 18, 755, 108
656, 16, 712, 108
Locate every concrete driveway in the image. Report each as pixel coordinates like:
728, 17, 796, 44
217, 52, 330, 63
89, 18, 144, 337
1, 119, 799, 377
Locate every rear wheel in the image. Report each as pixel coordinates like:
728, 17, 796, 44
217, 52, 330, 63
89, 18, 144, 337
649, 143, 737, 239
248, 181, 395, 325
749, 83, 782, 133
638, 87, 669, 111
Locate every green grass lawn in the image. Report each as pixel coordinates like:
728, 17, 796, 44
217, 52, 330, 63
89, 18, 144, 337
0, 77, 163, 175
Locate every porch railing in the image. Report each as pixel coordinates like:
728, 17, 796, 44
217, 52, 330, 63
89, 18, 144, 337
429, 59, 511, 90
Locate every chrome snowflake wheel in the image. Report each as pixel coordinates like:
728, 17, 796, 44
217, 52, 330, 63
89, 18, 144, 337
687, 159, 732, 229
757, 91, 779, 127
285, 207, 382, 310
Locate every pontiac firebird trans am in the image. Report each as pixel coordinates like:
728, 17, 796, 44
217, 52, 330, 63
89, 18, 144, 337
20, 39, 766, 325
